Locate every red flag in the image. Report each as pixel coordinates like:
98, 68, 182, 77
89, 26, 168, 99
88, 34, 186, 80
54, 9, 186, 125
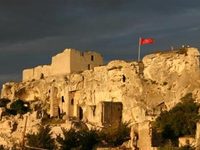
140, 38, 154, 45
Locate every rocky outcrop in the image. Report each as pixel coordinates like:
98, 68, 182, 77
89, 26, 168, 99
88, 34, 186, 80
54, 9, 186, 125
0, 47, 200, 148
1, 47, 200, 122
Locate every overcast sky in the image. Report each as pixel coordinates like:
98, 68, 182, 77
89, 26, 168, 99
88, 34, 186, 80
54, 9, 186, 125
1, 0, 200, 86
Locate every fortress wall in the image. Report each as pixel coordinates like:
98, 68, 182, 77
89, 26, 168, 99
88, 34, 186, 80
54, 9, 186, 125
5, 47, 200, 128
42, 65, 51, 77
70, 50, 103, 73
137, 121, 152, 150
82, 51, 103, 68
23, 65, 52, 81
33, 65, 52, 80
33, 66, 43, 80
51, 49, 71, 76
22, 48, 103, 81
22, 68, 34, 82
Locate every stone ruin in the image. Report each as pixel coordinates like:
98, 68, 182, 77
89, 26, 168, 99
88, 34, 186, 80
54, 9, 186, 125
22, 48, 103, 82
0, 47, 200, 149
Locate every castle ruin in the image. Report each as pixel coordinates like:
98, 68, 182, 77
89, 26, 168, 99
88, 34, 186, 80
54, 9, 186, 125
23, 49, 103, 81
0, 47, 200, 149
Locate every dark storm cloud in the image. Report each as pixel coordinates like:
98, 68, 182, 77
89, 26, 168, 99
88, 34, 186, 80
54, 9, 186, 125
0, 0, 199, 45
1, 0, 200, 85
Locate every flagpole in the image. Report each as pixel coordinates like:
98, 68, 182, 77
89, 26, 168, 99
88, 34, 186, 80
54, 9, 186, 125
138, 37, 141, 61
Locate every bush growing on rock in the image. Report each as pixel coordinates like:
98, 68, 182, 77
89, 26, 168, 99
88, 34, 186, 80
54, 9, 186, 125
26, 125, 55, 150
57, 128, 100, 150
100, 121, 131, 147
57, 128, 79, 150
154, 93, 200, 145
10, 99, 30, 115
57, 122, 130, 149
0, 98, 10, 108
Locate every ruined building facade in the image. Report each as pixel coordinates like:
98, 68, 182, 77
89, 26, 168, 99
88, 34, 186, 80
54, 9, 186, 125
1, 47, 200, 149
23, 49, 103, 81
1, 47, 200, 128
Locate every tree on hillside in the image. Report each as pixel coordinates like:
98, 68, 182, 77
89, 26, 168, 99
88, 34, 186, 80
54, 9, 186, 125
154, 93, 200, 145
57, 128, 100, 150
0, 98, 10, 107
26, 125, 55, 150
10, 99, 30, 115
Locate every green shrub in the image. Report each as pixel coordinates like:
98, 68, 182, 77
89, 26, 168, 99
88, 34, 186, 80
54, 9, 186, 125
79, 129, 100, 150
100, 121, 131, 146
5, 108, 17, 115
0, 98, 10, 107
56, 123, 130, 150
154, 93, 200, 145
57, 122, 130, 149
57, 128, 100, 150
26, 125, 55, 150
57, 128, 79, 150
10, 99, 30, 115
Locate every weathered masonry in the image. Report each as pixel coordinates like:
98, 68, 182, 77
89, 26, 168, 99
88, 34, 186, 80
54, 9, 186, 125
50, 89, 123, 127
22, 49, 103, 81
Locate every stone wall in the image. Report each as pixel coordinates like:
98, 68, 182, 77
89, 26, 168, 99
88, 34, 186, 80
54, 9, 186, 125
137, 121, 152, 150
179, 136, 195, 147
1, 47, 200, 149
70, 50, 103, 73
130, 121, 161, 150
22, 68, 34, 81
51, 49, 71, 76
22, 49, 103, 82
196, 122, 200, 148
23, 65, 51, 81
2, 47, 200, 125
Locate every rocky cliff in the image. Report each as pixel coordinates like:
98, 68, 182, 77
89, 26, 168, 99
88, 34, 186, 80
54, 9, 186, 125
0, 47, 200, 148
1, 47, 200, 122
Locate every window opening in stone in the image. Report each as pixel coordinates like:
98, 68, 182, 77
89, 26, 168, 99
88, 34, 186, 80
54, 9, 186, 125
79, 107, 83, 120
91, 106, 96, 116
62, 96, 65, 103
40, 73, 44, 79
122, 75, 126, 82
58, 107, 61, 119
71, 98, 74, 105
91, 55, 94, 61
88, 64, 91, 70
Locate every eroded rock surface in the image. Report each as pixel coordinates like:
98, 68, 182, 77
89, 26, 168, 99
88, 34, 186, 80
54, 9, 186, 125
0, 47, 199, 148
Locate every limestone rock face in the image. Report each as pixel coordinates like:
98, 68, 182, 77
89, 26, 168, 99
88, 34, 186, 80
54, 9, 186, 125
143, 47, 200, 106
0, 113, 41, 148
0, 47, 200, 124
143, 47, 199, 84
0, 47, 200, 148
